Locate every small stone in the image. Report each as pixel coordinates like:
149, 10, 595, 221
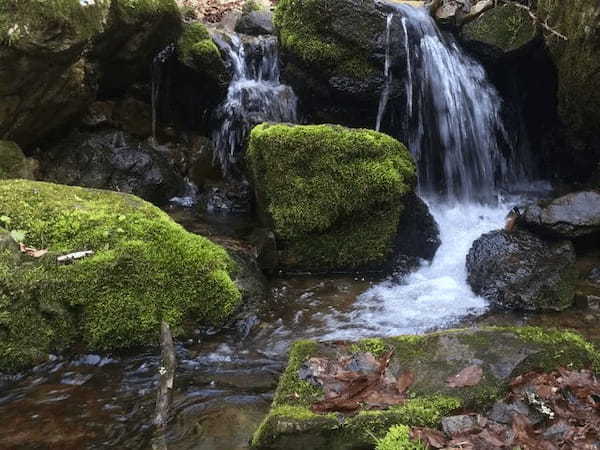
442, 414, 479, 435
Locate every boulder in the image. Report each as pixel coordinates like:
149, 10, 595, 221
236, 10, 275, 35
0, 180, 241, 371
40, 130, 184, 205
251, 327, 600, 449
273, 0, 388, 126
0, 141, 37, 180
521, 191, 600, 240
246, 123, 420, 273
0, 0, 182, 148
466, 230, 576, 311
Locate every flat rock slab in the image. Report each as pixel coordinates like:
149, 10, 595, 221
251, 327, 599, 449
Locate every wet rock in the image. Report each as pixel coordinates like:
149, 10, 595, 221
200, 182, 252, 215
41, 129, 183, 205
441, 414, 479, 435
394, 192, 440, 261
466, 230, 577, 311
521, 191, 600, 240
487, 400, 541, 425
236, 11, 275, 36
588, 267, 600, 284
252, 327, 599, 449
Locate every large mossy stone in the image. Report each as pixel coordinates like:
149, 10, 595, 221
246, 123, 416, 273
252, 327, 600, 449
461, 4, 538, 52
273, 0, 387, 126
0, 180, 241, 371
0, 141, 36, 180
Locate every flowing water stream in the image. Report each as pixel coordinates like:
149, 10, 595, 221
0, 5, 560, 450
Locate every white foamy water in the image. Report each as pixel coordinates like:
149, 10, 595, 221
322, 199, 511, 339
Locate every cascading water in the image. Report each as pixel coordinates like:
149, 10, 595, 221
212, 34, 298, 177
378, 4, 527, 201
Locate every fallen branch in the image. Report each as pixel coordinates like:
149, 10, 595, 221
504, 1, 568, 41
152, 321, 177, 450
57, 250, 94, 264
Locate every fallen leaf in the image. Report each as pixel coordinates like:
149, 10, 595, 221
447, 365, 483, 388
411, 427, 446, 448
396, 370, 415, 394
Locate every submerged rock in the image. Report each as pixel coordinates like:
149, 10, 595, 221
466, 230, 576, 311
41, 130, 184, 205
252, 327, 599, 449
521, 191, 600, 240
246, 123, 420, 273
0, 180, 241, 371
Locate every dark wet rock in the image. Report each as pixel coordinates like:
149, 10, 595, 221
487, 400, 541, 425
588, 267, 600, 284
236, 11, 275, 36
41, 130, 183, 205
466, 230, 576, 311
82, 98, 153, 138
200, 181, 252, 215
394, 192, 441, 261
521, 191, 600, 240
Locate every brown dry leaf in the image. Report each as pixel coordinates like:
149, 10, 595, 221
19, 242, 48, 258
446, 365, 483, 388
396, 370, 415, 394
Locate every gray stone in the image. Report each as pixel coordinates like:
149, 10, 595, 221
235, 11, 275, 36
442, 414, 479, 435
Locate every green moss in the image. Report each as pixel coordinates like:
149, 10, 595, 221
273, 0, 377, 78
177, 22, 229, 83
0, 141, 36, 180
350, 338, 390, 357
375, 425, 426, 450
462, 4, 538, 52
0, 180, 241, 371
0, 0, 110, 47
242, 0, 263, 14
113, 0, 179, 22
246, 123, 416, 272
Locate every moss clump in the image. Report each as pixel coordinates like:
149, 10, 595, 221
462, 3, 538, 52
177, 22, 229, 83
0, 141, 36, 180
0, 0, 110, 47
113, 0, 179, 21
246, 123, 416, 272
273, 0, 379, 78
375, 425, 426, 450
0, 180, 241, 371
350, 337, 391, 357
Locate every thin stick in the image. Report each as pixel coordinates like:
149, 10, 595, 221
152, 321, 177, 450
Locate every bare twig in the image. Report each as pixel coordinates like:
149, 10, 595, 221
503, 1, 568, 40
57, 250, 94, 264
152, 321, 177, 450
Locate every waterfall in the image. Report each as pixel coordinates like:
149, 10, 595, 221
213, 34, 298, 178
375, 13, 393, 132
151, 44, 175, 145
377, 4, 525, 201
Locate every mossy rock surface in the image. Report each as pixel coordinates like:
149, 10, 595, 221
246, 123, 416, 273
0, 180, 241, 371
252, 327, 600, 449
0, 141, 36, 180
461, 3, 538, 52
0, 0, 181, 147
177, 23, 230, 86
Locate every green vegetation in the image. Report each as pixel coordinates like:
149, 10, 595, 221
177, 22, 229, 83
375, 425, 426, 450
273, 0, 378, 78
0, 141, 36, 180
0, 0, 110, 47
246, 123, 416, 272
0, 180, 241, 371
242, 0, 263, 15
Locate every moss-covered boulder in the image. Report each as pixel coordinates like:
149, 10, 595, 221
274, 0, 388, 126
0, 141, 37, 180
0, 180, 241, 371
462, 4, 538, 52
246, 123, 417, 273
0, 0, 181, 148
252, 327, 600, 449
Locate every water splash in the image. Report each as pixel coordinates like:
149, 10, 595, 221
213, 34, 298, 178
